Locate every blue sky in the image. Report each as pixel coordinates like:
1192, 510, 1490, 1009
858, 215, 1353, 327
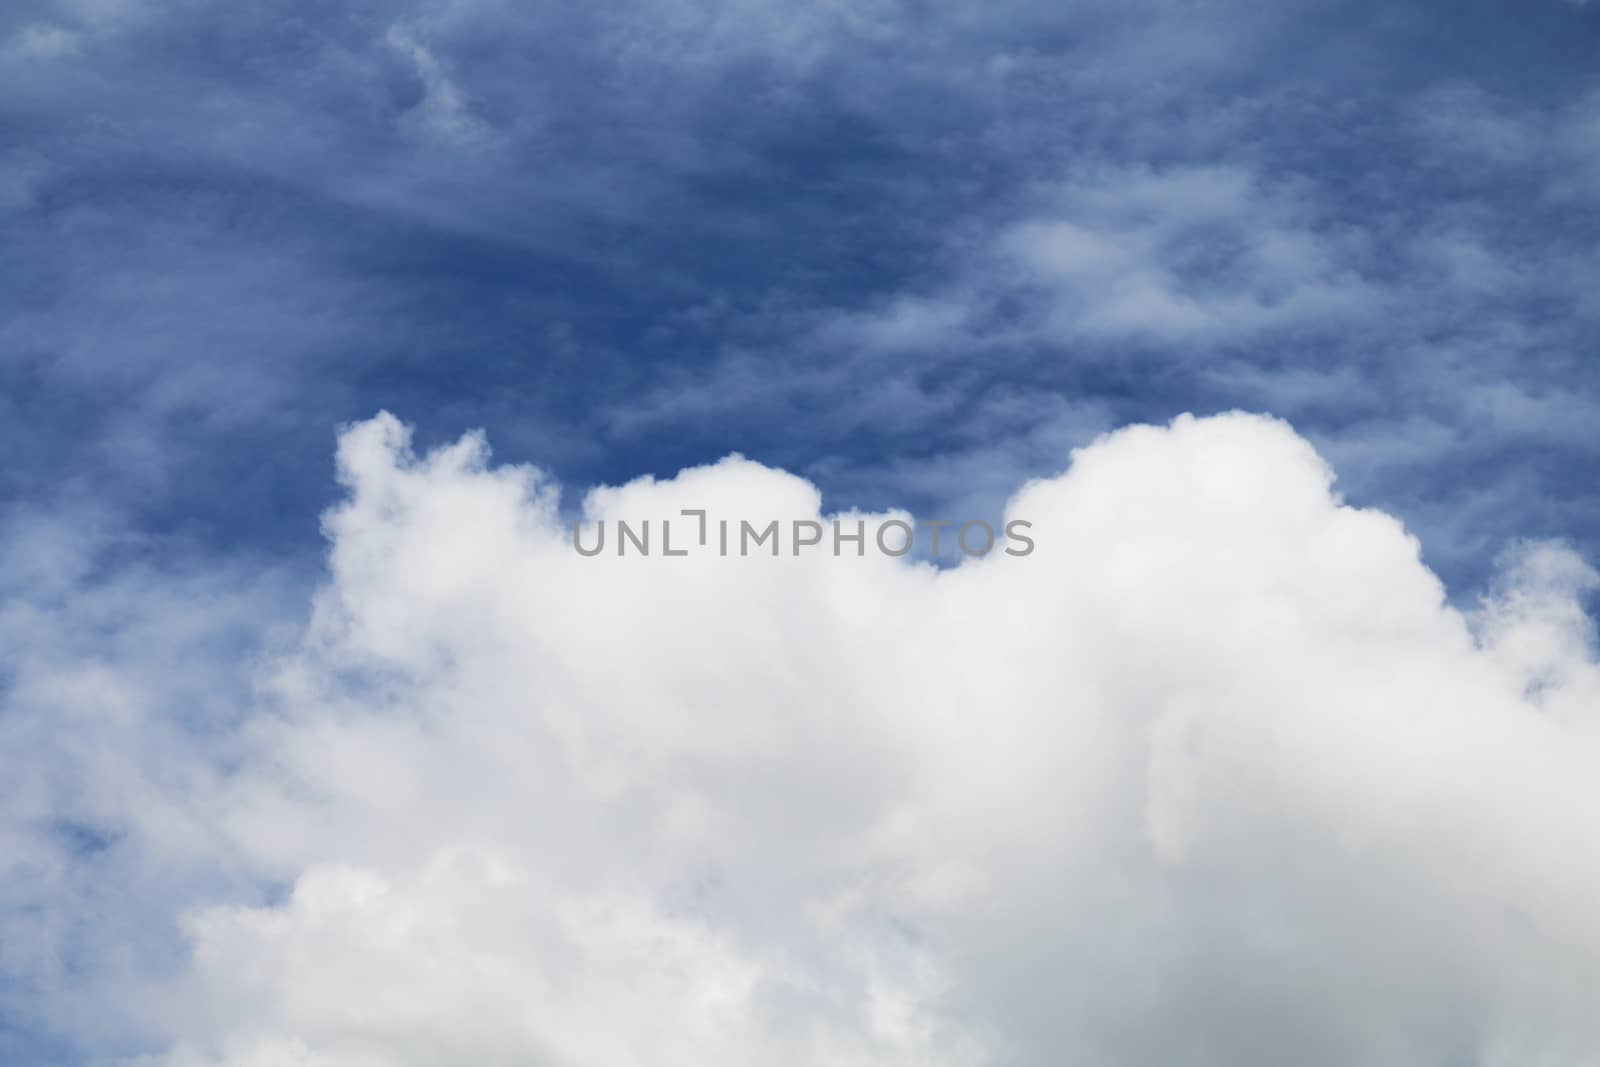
4, 0, 1597, 587
3, 1, 1600, 1064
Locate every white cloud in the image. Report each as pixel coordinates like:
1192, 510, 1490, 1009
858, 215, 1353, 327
113, 414, 1600, 1063
8, 412, 1600, 1065
999, 165, 1379, 344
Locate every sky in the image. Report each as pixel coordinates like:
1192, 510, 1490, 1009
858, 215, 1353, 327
2, 1, 1599, 1065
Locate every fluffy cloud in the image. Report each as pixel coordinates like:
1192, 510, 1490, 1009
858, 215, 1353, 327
39, 410, 1581, 1066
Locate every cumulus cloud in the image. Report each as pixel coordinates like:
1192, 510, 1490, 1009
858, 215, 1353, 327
9, 410, 1574, 1066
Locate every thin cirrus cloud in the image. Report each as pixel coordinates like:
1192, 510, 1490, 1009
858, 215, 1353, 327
4, 413, 1597, 1065
4, 0, 1598, 582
